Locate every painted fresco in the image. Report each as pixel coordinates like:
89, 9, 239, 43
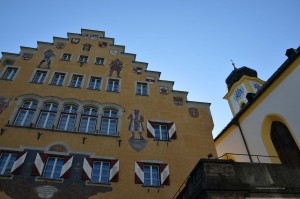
37, 50, 57, 69
109, 59, 124, 78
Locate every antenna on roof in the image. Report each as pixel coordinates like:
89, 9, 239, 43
230, 60, 237, 70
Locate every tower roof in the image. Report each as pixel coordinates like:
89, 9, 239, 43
225, 66, 257, 90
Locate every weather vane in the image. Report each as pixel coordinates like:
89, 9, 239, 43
230, 60, 237, 70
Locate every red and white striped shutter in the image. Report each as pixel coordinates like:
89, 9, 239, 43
10, 151, 27, 175
60, 156, 73, 178
168, 122, 177, 140
109, 160, 119, 182
134, 162, 144, 184
81, 157, 93, 180
32, 153, 47, 176
147, 121, 155, 138
160, 164, 170, 185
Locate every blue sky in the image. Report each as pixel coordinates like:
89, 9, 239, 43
1, 0, 300, 138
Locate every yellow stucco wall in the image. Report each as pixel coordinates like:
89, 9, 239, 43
0, 30, 216, 199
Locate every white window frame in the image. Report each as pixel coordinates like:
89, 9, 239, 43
94, 57, 105, 65
144, 165, 160, 186
49, 71, 67, 86
68, 73, 85, 88
0, 153, 17, 175
30, 69, 48, 84
106, 78, 121, 92
0, 66, 20, 81
78, 55, 89, 63
43, 157, 64, 179
61, 53, 72, 61
88, 76, 102, 90
135, 81, 149, 96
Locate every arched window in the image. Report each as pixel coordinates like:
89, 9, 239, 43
14, 100, 38, 126
57, 105, 78, 131
79, 107, 98, 133
271, 121, 300, 164
36, 103, 58, 129
100, 109, 118, 135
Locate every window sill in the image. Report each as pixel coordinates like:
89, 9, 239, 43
29, 82, 44, 84
0, 174, 13, 179
60, 59, 71, 62
68, 86, 82, 89
94, 63, 105, 66
106, 90, 119, 93
36, 176, 64, 183
87, 88, 101, 91
0, 79, 13, 81
6, 124, 121, 138
135, 94, 149, 96
141, 185, 164, 188
86, 181, 111, 187
48, 84, 63, 87
153, 139, 171, 142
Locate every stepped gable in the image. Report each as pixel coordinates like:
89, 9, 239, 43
0, 28, 208, 106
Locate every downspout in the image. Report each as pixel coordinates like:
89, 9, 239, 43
233, 118, 253, 163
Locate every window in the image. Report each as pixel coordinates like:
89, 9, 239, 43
88, 77, 101, 90
51, 72, 65, 86
14, 100, 38, 126
0, 151, 27, 176
0, 153, 17, 175
144, 165, 160, 186
147, 121, 177, 141
100, 109, 118, 135
136, 82, 148, 95
154, 124, 168, 141
1, 67, 18, 80
70, 75, 83, 88
135, 162, 170, 187
95, 57, 105, 65
57, 105, 78, 131
79, 107, 98, 133
36, 103, 58, 129
32, 153, 73, 179
82, 157, 119, 183
61, 53, 72, 61
107, 79, 119, 92
32, 70, 47, 84
43, 157, 64, 179
78, 55, 88, 63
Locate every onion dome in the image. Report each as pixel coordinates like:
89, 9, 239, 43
226, 66, 257, 90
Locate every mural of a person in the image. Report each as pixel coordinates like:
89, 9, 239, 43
127, 109, 144, 140
37, 50, 57, 69
109, 59, 124, 77
0, 96, 13, 115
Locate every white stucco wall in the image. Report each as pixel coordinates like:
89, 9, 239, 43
217, 63, 300, 163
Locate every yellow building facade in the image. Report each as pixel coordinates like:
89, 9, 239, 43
0, 29, 216, 199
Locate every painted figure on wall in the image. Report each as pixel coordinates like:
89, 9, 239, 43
128, 109, 145, 140
37, 50, 57, 69
127, 109, 148, 152
0, 96, 13, 115
109, 59, 124, 78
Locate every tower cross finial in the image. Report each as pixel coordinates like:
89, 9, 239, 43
230, 60, 237, 70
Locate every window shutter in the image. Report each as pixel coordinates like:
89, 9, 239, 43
60, 156, 73, 178
82, 157, 93, 180
10, 151, 27, 175
32, 153, 47, 176
109, 160, 119, 182
168, 122, 177, 140
147, 121, 155, 138
134, 162, 144, 184
160, 164, 170, 185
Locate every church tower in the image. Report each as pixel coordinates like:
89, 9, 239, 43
224, 63, 265, 116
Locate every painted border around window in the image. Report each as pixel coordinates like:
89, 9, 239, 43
105, 77, 121, 93
60, 53, 72, 61
29, 68, 49, 84
94, 57, 106, 65
48, 71, 67, 86
0, 66, 21, 81
87, 75, 103, 91
68, 73, 86, 89
135, 81, 150, 96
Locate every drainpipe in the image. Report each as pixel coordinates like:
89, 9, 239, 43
233, 119, 253, 163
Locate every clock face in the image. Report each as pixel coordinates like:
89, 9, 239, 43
234, 86, 244, 101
